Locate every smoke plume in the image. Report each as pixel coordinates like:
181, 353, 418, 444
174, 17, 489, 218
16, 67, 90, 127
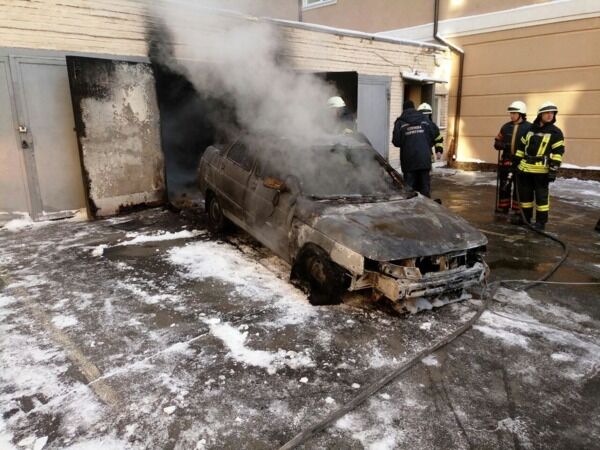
148, 0, 337, 141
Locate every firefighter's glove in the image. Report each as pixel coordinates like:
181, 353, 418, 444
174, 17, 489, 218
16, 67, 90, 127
547, 169, 557, 183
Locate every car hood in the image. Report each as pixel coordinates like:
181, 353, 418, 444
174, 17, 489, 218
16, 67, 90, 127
298, 195, 487, 261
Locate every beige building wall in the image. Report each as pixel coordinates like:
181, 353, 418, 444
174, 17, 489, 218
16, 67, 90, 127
449, 16, 600, 168
1, 0, 449, 167
298, 0, 600, 170
301, 0, 551, 33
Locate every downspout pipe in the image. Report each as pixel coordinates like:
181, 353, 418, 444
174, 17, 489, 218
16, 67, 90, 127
433, 0, 463, 162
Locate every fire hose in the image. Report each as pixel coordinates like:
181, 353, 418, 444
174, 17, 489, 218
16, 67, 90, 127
279, 175, 573, 450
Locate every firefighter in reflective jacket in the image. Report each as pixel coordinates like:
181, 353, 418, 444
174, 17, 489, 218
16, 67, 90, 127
512, 102, 565, 230
417, 102, 444, 159
494, 101, 532, 214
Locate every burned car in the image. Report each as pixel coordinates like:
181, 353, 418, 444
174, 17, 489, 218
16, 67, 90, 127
198, 133, 488, 312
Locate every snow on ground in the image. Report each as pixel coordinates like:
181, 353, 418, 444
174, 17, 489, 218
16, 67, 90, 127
167, 240, 316, 326
476, 290, 600, 380
550, 177, 600, 209
434, 169, 600, 209
206, 319, 314, 374
117, 230, 205, 246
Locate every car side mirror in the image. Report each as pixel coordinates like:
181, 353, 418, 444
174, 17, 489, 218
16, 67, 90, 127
263, 176, 287, 192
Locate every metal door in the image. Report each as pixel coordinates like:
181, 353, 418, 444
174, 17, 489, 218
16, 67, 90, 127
10, 56, 86, 220
357, 74, 391, 159
0, 56, 30, 222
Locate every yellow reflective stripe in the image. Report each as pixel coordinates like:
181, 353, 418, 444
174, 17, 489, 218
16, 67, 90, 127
537, 134, 551, 157
435, 134, 443, 142
520, 201, 534, 208
551, 140, 564, 149
515, 150, 525, 157
518, 161, 549, 173
435, 143, 444, 149
536, 204, 550, 212
550, 154, 562, 161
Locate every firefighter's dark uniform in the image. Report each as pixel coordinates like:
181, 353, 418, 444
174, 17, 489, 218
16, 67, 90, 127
513, 120, 564, 226
392, 108, 436, 197
494, 119, 532, 212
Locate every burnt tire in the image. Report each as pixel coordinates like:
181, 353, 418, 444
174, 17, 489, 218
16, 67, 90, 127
292, 245, 347, 306
206, 192, 228, 233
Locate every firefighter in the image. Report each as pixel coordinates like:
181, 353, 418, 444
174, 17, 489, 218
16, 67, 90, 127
417, 102, 444, 160
392, 100, 436, 197
327, 96, 355, 133
493, 101, 532, 214
512, 101, 565, 230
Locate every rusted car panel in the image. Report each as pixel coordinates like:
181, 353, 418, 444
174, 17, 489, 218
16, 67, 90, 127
198, 135, 488, 308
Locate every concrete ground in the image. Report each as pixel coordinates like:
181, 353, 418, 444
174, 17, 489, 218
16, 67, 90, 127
1, 170, 599, 450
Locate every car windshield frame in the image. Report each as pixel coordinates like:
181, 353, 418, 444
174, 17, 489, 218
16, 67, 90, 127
252, 137, 413, 201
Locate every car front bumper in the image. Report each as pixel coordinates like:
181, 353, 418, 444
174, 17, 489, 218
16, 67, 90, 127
351, 262, 488, 302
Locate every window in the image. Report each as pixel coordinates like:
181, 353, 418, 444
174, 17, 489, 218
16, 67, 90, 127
227, 141, 255, 172
302, 0, 337, 10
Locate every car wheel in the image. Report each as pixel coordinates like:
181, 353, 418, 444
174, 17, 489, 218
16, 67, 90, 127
293, 245, 347, 306
206, 192, 227, 233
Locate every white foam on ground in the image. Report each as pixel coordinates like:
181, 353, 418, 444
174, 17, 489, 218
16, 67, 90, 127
168, 241, 315, 325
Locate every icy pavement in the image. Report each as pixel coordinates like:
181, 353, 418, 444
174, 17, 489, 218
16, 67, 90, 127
1, 172, 600, 449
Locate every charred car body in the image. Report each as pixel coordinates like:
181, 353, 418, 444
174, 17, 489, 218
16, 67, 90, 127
198, 134, 488, 312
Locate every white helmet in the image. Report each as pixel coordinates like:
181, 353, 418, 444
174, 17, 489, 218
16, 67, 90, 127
538, 101, 558, 114
417, 102, 432, 114
327, 96, 346, 108
507, 101, 527, 114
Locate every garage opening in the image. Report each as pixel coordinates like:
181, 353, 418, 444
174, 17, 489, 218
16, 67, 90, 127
403, 81, 434, 112
148, 28, 236, 210
315, 71, 391, 158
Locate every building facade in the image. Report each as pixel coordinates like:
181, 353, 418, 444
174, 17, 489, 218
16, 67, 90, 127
0, 0, 449, 222
298, 0, 600, 173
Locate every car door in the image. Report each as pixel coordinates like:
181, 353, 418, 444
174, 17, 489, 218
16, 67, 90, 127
218, 139, 255, 224
244, 149, 297, 261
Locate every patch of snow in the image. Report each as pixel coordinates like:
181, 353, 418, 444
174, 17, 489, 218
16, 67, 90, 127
334, 398, 406, 449
168, 241, 315, 326
478, 310, 600, 378
473, 323, 531, 349
299, 377, 308, 383
91, 244, 107, 257
421, 355, 440, 367
325, 397, 335, 404
419, 322, 432, 331
117, 281, 179, 305
207, 320, 314, 374
118, 230, 204, 246
163, 405, 177, 414
352, 383, 361, 389
2, 216, 36, 232
550, 177, 600, 209
51, 315, 78, 329
551, 352, 576, 362
33, 436, 48, 450
63, 437, 131, 450
496, 417, 532, 447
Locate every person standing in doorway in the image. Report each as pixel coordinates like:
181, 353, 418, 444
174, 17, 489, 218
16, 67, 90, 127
417, 102, 444, 160
512, 101, 565, 230
392, 100, 436, 197
493, 101, 532, 215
